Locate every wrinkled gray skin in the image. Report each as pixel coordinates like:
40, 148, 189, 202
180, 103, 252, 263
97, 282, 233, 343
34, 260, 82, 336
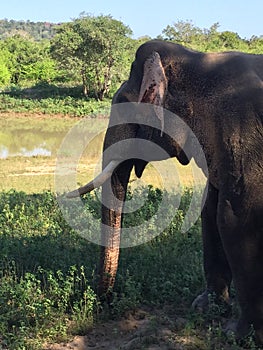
84, 40, 263, 344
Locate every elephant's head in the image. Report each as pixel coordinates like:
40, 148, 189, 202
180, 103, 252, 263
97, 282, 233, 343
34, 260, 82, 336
67, 40, 206, 297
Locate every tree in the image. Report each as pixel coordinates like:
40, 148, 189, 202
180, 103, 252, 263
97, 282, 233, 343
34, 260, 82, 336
50, 23, 82, 84
25, 41, 58, 82
4, 35, 36, 84
161, 20, 203, 47
51, 14, 133, 100
161, 21, 250, 53
4, 35, 58, 84
0, 41, 11, 87
248, 36, 263, 53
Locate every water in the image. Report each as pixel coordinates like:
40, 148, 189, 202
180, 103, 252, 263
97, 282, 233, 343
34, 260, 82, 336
0, 129, 67, 158
0, 117, 108, 159
0, 146, 51, 158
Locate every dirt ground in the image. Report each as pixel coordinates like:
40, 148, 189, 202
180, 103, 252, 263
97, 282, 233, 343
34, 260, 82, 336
44, 307, 204, 350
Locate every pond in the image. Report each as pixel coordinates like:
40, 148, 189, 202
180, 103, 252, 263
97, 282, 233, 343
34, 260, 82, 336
0, 115, 108, 159
0, 114, 206, 194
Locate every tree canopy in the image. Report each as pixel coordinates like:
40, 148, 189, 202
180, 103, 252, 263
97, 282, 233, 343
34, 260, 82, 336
0, 16, 262, 96
50, 14, 134, 100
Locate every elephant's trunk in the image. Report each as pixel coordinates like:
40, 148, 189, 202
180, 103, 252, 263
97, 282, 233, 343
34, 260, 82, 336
97, 160, 133, 297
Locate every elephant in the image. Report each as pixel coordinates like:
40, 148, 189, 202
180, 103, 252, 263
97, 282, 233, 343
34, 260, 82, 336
67, 40, 263, 344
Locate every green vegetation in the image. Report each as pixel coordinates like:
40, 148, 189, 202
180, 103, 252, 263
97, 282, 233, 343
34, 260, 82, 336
0, 92, 110, 117
160, 21, 263, 53
0, 15, 262, 104
0, 14, 138, 99
50, 14, 135, 99
0, 189, 257, 349
0, 190, 98, 349
1, 36, 57, 87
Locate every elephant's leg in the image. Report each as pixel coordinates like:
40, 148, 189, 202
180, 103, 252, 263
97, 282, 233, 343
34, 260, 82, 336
192, 182, 232, 311
217, 197, 263, 344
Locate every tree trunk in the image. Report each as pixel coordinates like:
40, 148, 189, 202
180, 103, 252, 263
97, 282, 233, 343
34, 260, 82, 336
83, 83, 88, 97
81, 69, 89, 97
94, 58, 113, 101
97, 160, 133, 298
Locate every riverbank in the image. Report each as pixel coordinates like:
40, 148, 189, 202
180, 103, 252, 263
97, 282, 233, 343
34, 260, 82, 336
0, 90, 110, 117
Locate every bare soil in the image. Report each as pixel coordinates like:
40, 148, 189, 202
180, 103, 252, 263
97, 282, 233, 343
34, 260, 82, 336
44, 307, 207, 350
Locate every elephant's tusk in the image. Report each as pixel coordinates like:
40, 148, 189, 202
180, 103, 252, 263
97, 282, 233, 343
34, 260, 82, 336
66, 160, 120, 198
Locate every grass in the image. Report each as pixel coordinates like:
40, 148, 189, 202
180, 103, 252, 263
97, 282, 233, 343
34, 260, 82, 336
0, 155, 205, 194
0, 84, 111, 117
0, 190, 99, 349
0, 189, 200, 349
0, 189, 258, 350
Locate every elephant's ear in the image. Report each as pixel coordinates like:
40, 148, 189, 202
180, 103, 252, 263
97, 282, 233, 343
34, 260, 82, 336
138, 51, 167, 135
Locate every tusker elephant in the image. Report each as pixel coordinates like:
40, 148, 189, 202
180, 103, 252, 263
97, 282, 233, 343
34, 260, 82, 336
67, 40, 263, 343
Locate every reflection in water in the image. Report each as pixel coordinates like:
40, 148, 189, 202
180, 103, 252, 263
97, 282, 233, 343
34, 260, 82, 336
0, 146, 51, 158
0, 129, 63, 158
0, 147, 8, 159
0, 118, 107, 159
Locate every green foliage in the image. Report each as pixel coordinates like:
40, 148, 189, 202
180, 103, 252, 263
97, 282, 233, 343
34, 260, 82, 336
25, 56, 57, 83
3, 35, 59, 85
117, 186, 203, 307
0, 188, 204, 348
0, 16, 262, 101
161, 20, 263, 53
161, 20, 204, 46
0, 43, 11, 87
0, 188, 260, 348
249, 36, 263, 53
0, 89, 110, 116
0, 190, 99, 348
0, 266, 96, 349
51, 14, 135, 100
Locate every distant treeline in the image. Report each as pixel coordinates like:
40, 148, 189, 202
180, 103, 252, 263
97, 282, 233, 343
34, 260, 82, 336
0, 15, 262, 100
0, 19, 57, 40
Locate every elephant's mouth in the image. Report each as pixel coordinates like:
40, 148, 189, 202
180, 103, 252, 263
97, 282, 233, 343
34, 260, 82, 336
66, 124, 150, 198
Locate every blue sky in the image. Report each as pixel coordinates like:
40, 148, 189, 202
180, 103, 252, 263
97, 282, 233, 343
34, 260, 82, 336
1, 0, 262, 39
